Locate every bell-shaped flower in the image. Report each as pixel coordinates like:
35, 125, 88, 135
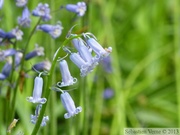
0, 59, 12, 80
36, 22, 63, 39
0, 0, 4, 9
30, 104, 49, 126
70, 52, 92, 77
15, 0, 28, 7
32, 60, 51, 71
72, 38, 99, 66
27, 76, 47, 104
15, 52, 23, 67
58, 60, 77, 87
85, 35, 112, 59
61, 91, 82, 119
11, 27, 23, 41
65, 2, 86, 16
25, 44, 44, 60
18, 6, 31, 27
32, 3, 51, 21
0, 49, 16, 61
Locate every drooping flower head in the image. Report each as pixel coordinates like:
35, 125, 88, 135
0, 49, 16, 61
11, 27, 24, 40
27, 76, 47, 104
18, 6, 31, 27
32, 60, 51, 71
36, 22, 63, 39
32, 3, 51, 21
15, 0, 28, 7
57, 60, 77, 87
25, 44, 44, 60
83, 33, 112, 60
65, 2, 86, 17
0, 58, 12, 80
60, 91, 82, 119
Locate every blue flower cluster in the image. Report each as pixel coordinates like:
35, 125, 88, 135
0, 0, 112, 129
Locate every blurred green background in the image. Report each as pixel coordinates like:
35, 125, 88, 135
0, 0, 179, 135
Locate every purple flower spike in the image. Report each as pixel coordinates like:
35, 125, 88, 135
25, 44, 44, 60
27, 76, 47, 104
36, 23, 63, 39
18, 6, 31, 27
86, 38, 112, 59
15, 0, 28, 7
32, 3, 51, 21
61, 92, 82, 119
66, 2, 86, 16
32, 60, 51, 71
0, 0, 4, 9
58, 60, 77, 87
103, 88, 114, 99
0, 73, 6, 80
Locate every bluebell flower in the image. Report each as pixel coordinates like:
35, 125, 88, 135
65, 2, 86, 16
72, 37, 99, 66
0, 59, 12, 80
25, 44, 44, 60
0, 0, 4, 9
0, 29, 16, 40
101, 56, 112, 73
57, 60, 77, 87
1, 59, 12, 79
103, 88, 114, 99
32, 60, 51, 71
11, 27, 24, 40
36, 22, 63, 39
69, 52, 91, 77
60, 91, 82, 119
15, 52, 23, 67
86, 38, 112, 59
27, 76, 47, 104
15, 0, 28, 7
30, 104, 49, 126
18, 6, 31, 27
32, 3, 51, 21
0, 49, 16, 61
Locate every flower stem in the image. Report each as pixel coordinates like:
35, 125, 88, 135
31, 35, 80, 135
10, 18, 42, 121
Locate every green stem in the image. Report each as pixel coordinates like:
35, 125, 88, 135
174, 0, 180, 127
10, 18, 42, 121
31, 35, 79, 135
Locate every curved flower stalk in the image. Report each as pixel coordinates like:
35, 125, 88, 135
36, 22, 63, 39
65, 2, 86, 17
60, 91, 82, 119
27, 76, 47, 104
32, 3, 51, 21
57, 60, 77, 87
15, 0, 28, 7
18, 6, 31, 27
